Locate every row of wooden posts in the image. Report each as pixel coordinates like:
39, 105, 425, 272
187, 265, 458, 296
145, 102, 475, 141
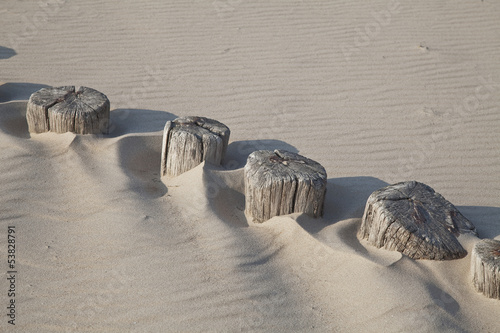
25, 86, 500, 300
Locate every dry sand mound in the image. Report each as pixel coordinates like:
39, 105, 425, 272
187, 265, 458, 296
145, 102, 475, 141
1, 0, 499, 331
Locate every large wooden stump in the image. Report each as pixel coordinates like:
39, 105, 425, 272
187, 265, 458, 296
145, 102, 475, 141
26, 86, 110, 134
161, 116, 230, 177
471, 239, 500, 299
357, 181, 477, 260
244, 149, 327, 223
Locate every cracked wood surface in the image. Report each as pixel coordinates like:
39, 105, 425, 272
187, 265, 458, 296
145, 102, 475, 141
471, 239, 500, 299
244, 149, 327, 223
160, 116, 230, 177
358, 181, 477, 260
26, 86, 110, 134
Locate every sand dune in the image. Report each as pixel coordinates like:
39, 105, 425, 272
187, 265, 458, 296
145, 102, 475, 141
1, 0, 499, 331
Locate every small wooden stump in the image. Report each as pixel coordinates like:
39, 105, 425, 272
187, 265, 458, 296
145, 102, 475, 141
26, 86, 110, 134
161, 116, 230, 177
244, 149, 327, 223
357, 181, 477, 260
471, 239, 500, 299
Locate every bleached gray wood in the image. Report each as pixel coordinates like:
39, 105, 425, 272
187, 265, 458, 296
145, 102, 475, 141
244, 149, 327, 223
26, 86, 110, 134
160, 116, 230, 177
358, 181, 477, 260
26, 86, 74, 133
471, 239, 500, 299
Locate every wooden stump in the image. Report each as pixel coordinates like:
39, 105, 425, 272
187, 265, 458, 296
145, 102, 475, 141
26, 86, 110, 134
357, 181, 477, 260
244, 149, 327, 223
471, 239, 500, 299
161, 116, 230, 177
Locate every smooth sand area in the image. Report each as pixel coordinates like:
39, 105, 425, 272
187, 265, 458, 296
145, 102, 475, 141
1, 1, 499, 331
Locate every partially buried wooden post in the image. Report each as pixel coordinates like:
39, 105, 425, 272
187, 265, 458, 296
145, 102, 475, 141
471, 239, 500, 299
357, 181, 477, 260
26, 86, 110, 134
244, 149, 327, 223
161, 116, 230, 177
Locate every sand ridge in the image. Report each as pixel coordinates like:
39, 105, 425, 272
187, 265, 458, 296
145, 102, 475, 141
1, 0, 500, 331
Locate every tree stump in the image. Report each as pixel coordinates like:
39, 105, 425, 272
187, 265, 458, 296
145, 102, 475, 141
26, 86, 110, 134
160, 116, 230, 177
244, 149, 327, 223
471, 239, 500, 299
357, 181, 477, 260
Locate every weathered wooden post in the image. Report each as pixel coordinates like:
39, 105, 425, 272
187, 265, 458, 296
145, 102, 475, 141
161, 116, 230, 177
26, 86, 110, 134
471, 239, 500, 299
244, 149, 327, 223
357, 181, 477, 260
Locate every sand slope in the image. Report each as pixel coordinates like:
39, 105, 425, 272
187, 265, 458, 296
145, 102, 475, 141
1, 0, 499, 331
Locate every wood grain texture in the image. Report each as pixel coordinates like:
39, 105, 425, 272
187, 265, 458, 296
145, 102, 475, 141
358, 181, 477, 260
471, 239, 500, 299
26, 86, 110, 134
244, 149, 327, 223
160, 116, 230, 177
26, 86, 74, 133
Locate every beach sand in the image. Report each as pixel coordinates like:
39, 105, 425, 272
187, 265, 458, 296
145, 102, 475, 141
0, 0, 499, 331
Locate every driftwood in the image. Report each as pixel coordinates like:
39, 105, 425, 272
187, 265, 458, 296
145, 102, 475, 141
161, 116, 230, 177
26, 86, 110, 134
358, 181, 477, 260
471, 239, 500, 299
244, 149, 327, 223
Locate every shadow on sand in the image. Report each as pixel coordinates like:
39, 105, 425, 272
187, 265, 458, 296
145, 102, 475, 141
0, 46, 16, 60
0, 82, 50, 103
295, 176, 389, 234
108, 108, 177, 137
458, 205, 500, 239
0, 101, 30, 139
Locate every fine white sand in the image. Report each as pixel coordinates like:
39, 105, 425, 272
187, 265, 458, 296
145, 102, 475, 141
1, 0, 499, 331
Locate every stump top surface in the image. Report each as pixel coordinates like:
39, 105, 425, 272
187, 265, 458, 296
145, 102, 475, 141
368, 181, 477, 237
474, 239, 500, 266
170, 116, 230, 138
245, 150, 327, 185
29, 86, 108, 112
29, 86, 74, 106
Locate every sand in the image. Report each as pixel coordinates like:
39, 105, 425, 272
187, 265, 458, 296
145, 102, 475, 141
1, 0, 499, 331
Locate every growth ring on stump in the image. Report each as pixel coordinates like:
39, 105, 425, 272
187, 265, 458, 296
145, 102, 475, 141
26, 86, 110, 134
244, 149, 327, 223
471, 239, 500, 299
161, 116, 230, 177
357, 181, 477, 260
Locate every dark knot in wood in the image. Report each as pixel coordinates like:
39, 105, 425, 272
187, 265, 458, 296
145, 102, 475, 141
269, 150, 306, 166
269, 150, 289, 164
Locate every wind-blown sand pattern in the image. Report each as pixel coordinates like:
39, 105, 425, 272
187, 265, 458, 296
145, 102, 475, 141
0, 0, 499, 331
